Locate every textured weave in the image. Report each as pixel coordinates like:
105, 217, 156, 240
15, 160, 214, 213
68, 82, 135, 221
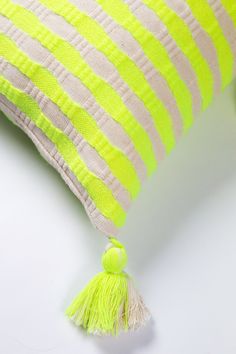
0, 0, 235, 236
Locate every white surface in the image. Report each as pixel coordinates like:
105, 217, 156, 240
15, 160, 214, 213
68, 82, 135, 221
0, 80, 236, 354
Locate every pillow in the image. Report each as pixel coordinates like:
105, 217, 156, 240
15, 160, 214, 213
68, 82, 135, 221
0, 0, 235, 335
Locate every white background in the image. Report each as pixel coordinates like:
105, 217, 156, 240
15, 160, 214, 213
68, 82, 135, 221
0, 80, 236, 354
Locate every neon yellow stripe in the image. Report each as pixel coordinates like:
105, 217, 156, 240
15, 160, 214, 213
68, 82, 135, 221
96, 0, 193, 132
0, 75, 126, 227
40, 0, 176, 154
222, 0, 236, 28
0, 0, 157, 175
143, 0, 213, 110
186, 0, 234, 88
0, 33, 140, 199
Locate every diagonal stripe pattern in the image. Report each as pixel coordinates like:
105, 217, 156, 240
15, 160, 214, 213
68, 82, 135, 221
0, 0, 235, 236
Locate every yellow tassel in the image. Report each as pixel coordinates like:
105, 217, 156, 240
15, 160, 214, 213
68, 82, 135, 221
66, 237, 150, 335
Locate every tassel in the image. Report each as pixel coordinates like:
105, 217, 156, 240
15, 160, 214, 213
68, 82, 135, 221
66, 237, 150, 335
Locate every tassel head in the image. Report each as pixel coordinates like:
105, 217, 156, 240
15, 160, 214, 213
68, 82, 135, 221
102, 237, 128, 273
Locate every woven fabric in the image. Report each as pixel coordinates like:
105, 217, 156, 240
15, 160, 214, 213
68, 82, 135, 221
0, 0, 235, 236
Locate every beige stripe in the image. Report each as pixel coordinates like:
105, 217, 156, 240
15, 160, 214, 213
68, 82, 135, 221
0, 93, 118, 236
126, 0, 201, 115
13, 0, 164, 166
0, 54, 131, 211
69, 0, 182, 140
3, 7, 147, 182
209, 0, 236, 77
165, 0, 222, 96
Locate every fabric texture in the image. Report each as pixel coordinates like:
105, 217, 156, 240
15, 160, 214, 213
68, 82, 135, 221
0, 0, 235, 236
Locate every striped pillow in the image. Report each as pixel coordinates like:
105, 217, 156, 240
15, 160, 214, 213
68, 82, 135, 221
0, 0, 235, 237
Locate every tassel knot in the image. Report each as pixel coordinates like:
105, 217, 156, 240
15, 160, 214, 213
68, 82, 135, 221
102, 237, 127, 274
